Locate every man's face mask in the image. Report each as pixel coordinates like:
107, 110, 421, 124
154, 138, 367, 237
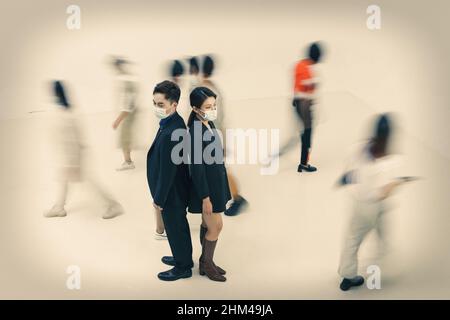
153, 95, 176, 119
154, 106, 170, 119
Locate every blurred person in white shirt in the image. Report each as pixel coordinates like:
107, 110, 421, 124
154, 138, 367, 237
44, 80, 124, 219
337, 114, 416, 291
111, 57, 139, 171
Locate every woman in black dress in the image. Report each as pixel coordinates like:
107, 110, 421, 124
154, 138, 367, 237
187, 87, 231, 282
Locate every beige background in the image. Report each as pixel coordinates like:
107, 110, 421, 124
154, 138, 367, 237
0, 0, 449, 299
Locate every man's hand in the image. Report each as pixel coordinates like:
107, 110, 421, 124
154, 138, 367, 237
301, 98, 313, 108
202, 197, 213, 215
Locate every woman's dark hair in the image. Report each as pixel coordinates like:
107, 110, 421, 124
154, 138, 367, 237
189, 56, 199, 74
53, 80, 70, 108
308, 42, 322, 63
202, 55, 215, 77
171, 60, 184, 78
153, 80, 181, 104
187, 86, 217, 127
369, 114, 392, 158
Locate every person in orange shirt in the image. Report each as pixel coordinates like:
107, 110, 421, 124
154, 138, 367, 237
293, 42, 323, 172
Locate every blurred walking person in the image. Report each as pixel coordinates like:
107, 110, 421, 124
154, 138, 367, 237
169, 59, 192, 123
111, 57, 139, 171
170, 59, 185, 86
200, 55, 248, 216
44, 80, 124, 219
293, 42, 323, 172
187, 56, 200, 91
337, 114, 416, 291
266, 42, 323, 173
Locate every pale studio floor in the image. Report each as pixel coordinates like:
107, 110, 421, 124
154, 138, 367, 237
1, 92, 449, 299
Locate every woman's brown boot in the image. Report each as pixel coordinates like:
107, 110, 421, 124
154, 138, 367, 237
199, 226, 226, 275
200, 239, 226, 282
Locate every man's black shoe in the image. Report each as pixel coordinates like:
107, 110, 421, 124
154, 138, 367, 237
340, 276, 365, 291
161, 256, 176, 266
158, 267, 192, 281
297, 164, 317, 172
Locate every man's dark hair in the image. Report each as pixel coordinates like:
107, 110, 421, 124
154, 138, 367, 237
370, 113, 392, 158
171, 60, 184, 78
202, 55, 215, 77
153, 80, 181, 104
189, 56, 199, 74
375, 114, 391, 140
53, 80, 70, 108
308, 42, 322, 63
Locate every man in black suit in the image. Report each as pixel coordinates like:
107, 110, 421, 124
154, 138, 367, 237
147, 80, 193, 281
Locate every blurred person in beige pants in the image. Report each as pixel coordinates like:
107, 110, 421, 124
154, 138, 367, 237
44, 80, 124, 219
337, 114, 416, 291
111, 57, 139, 171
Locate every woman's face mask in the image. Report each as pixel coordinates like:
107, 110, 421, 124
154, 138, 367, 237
196, 108, 217, 122
204, 109, 217, 121
196, 96, 217, 121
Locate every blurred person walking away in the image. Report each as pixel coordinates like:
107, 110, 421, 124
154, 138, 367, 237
170, 59, 185, 86
147, 80, 193, 281
111, 57, 139, 171
187, 56, 200, 91
200, 55, 248, 216
169, 59, 191, 123
337, 114, 416, 291
187, 87, 231, 282
293, 42, 323, 172
44, 81, 124, 219
265, 42, 323, 173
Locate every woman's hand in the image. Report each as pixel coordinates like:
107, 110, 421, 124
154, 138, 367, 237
112, 119, 120, 130
153, 202, 163, 212
202, 197, 213, 215
113, 112, 128, 129
381, 180, 403, 200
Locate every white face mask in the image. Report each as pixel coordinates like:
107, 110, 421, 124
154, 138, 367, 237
154, 106, 170, 119
203, 109, 217, 121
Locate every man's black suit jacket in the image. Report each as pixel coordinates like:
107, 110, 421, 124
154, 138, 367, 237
146, 112, 189, 210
